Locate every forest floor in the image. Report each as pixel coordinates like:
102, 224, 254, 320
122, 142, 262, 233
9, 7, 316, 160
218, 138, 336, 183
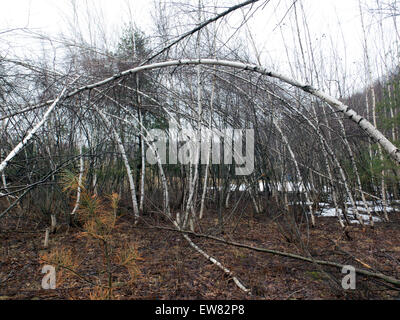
1, 203, 400, 300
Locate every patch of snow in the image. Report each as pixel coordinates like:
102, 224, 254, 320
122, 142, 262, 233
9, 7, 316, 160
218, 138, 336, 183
315, 204, 387, 224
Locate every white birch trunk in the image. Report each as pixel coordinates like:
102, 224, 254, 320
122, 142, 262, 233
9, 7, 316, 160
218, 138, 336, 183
199, 64, 216, 219
139, 109, 146, 213
328, 104, 374, 226
92, 91, 171, 219
44, 228, 50, 248
1, 149, 11, 205
0, 87, 67, 174
309, 105, 365, 226
184, 10, 203, 231
199, 148, 211, 219
272, 116, 315, 227
92, 157, 98, 196
96, 108, 140, 223
359, 0, 389, 221
71, 142, 84, 215
50, 214, 57, 233
225, 189, 231, 209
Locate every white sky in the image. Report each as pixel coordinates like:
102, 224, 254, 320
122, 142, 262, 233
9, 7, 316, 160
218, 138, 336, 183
0, 0, 152, 32
0, 0, 396, 94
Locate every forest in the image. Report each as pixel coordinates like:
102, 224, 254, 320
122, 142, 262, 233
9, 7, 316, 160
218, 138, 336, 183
1, 0, 400, 300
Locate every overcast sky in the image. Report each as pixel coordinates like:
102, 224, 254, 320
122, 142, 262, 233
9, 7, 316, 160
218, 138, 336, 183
0, 0, 152, 32
0, 0, 396, 93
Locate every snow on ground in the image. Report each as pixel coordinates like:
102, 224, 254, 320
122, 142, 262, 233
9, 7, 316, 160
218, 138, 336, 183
274, 200, 396, 225
212, 184, 398, 225
227, 182, 313, 192
313, 202, 398, 225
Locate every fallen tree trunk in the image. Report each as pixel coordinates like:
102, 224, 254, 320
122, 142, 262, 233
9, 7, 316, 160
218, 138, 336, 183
148, 225, 400, 288
171, 220, 251, 294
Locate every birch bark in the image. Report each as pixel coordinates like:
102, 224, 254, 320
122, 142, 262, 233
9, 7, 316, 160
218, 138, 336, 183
0, 87, 67, 174
95, 108, 140, 223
